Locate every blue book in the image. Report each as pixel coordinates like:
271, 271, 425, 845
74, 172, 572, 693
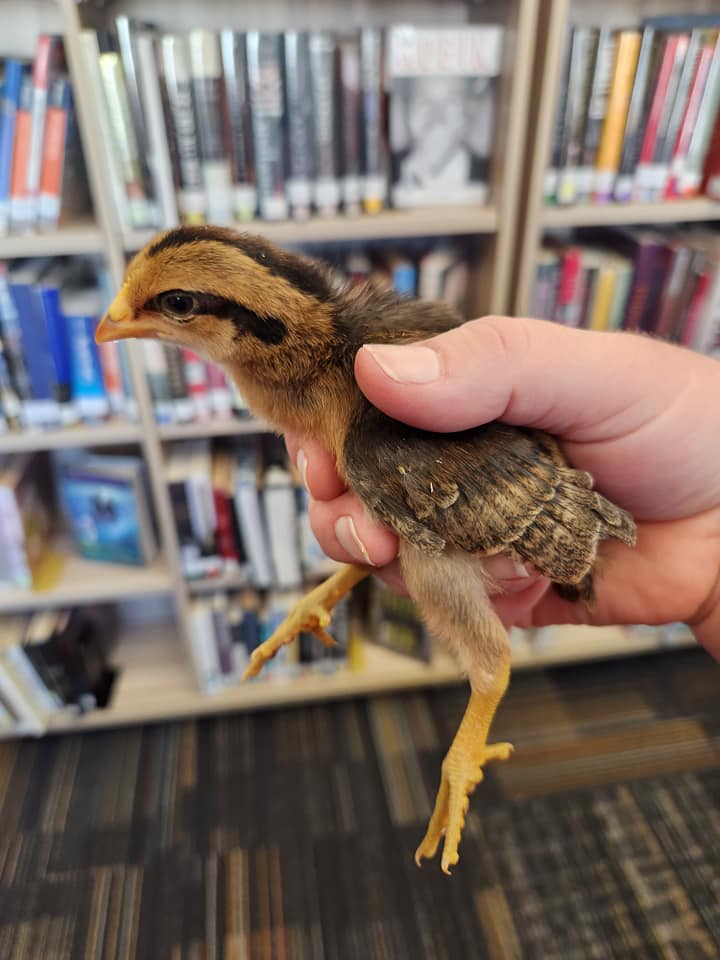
7, 260, 62, 427
56, 453, 157, 566
0, 60, 27, 234
36, 265, 76, 421
389, 255, 417, 297
60, 286, 109, 422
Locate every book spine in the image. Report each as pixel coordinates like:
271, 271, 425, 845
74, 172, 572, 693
339, 37, 362, 216
624, 244, 661, 331
115, 16, 157, 212
25, 35, 60, 229
701, 113, 720, 198
556, 27, 598, 205
309, 33, 340, 217
667, 38, 716, 197
65, 312, 110, 421
0, 60, 25, 235
141, 340, 174, 422
0, 660, 44, 734
220, 30, 256, 222
283, 32, 314, 221
553, 248, 581, 325
37, 77, 70, 227
592, 31, 641, 203
359, 27, 385, 214
135, 32, 179, 229
8, 277, 61, 426
634, 34, 686, 201
680, 265, 712, 347
189, 30, 233, 225
577, 29, 617, 202
692, 265, 720, 354
163, 345, 193, 422
205, 363, 233, 418
38, 283, 74, 415
181, 348, 210, 421
0, 268, 32, 402
246, 32, 288, 221
545, 25, 573, 204
678, 32, 720, 195
97, 340, 126, 416
650, 30, 702, 200
98, 50, 154, 228
158, 34, 206, 224
9, 72, 34, 232
614, 28, 661, 201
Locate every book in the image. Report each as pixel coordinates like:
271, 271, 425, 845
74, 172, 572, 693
61, 284, 111, 422
220, 30, 256, 222
157, 34, 206, 224
0, 453, 58, 591
135, 30, 179, 229
359, 27, 385, 214
56, 451, 157, 566
614, 28, 664, 201
576, 28, 617, 202
282, 32, 314, 221
545, 24, 574, 204
189, 29, 233, 225
592, 31, 641, 203
25, 35, 66, 229
233, 440, 273, 588
555, 27, 599, 206
38, 77, 92, 229
339, 36, 362, 216
0, 59, 27, 234
262, 462, 302, 589
9, 70, 34, 232
387, 25, 503, 208
309, 32, 341, 217
677, 30, 720, 196
246, 32, 288, 221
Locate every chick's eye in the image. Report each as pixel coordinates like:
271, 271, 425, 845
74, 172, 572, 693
158, 291, 197, 320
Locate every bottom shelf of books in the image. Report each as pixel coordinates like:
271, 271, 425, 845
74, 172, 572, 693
42, 617, 694, 736
0, 577, 697, 739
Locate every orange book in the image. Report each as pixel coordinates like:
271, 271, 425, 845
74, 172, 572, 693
9, 74, 34, 230
38, 80, 69, 226
593, 30, 642, 203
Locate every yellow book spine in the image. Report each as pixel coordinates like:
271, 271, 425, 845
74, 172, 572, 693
594, 32, 641, 198
589, 267, 617, 331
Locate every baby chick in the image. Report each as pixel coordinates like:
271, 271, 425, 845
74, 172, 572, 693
96, 225, 636, 874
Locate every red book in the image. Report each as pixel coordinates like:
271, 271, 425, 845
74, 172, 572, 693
211, 448, 242, 567
666, 40, 716, 197
680, 268, 712, 347
552, 247, 583, 327
701, 113, 720, 198
634, 34, 686, 199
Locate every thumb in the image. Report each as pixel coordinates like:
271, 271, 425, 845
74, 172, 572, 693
354, 315, 708, 439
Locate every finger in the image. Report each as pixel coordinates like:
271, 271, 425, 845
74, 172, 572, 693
288, 437, 347, 501
308, 493, 398, 567
355, 315, 717, 441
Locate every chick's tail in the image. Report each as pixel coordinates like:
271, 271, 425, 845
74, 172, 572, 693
400, 542, 513, 875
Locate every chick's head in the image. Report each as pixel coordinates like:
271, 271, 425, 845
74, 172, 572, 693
95, 226, 337, 373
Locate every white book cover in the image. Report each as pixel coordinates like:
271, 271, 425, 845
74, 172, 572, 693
262, 465, 302, 589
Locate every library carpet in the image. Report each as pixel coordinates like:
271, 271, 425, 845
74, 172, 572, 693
0, 647, 718, 959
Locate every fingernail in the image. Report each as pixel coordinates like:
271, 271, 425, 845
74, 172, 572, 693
296, 449, 309, 489
363, 344, 441, 384
334, 516, 375, 565
512, 562, 530, 579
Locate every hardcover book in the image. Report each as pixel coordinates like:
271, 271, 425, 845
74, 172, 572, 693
386, 25, 503, 208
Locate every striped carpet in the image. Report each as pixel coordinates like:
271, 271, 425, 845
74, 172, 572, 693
0, 647, 718, 959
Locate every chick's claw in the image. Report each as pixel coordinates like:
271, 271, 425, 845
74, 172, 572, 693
415, 741, 513, 875
241, 602, 333, 681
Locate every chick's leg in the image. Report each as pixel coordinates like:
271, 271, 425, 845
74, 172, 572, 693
400, 543, 513, 875
242, 563, 370, 680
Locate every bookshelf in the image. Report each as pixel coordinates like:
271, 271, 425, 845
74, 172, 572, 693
513, 0, 720, 315
0, 0, 708, 738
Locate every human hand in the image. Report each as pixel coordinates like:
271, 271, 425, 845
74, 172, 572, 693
285, 316, 720, 660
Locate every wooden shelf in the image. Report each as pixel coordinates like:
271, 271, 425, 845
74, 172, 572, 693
0, 420, 141, 453
45, 621, 695, 734
0, 553, 173, 613
0, 222, 104, 258
158, 418, 271, 441
123, 205, 499, 253
541, 198, 720, 230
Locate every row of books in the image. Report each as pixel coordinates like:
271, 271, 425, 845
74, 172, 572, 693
531, 226, 720, 355
0, 37, 92, 235
168, 435, 335, 591
546, 13, 720, 206
85, 18, 503, 229
188, 590, 351, 694
0, 604, 117, 734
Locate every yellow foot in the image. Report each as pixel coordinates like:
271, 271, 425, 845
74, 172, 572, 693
241, 563, 370, 681
415, 741, 513, 875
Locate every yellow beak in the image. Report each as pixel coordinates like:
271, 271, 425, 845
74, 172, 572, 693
95, 292, 158, 344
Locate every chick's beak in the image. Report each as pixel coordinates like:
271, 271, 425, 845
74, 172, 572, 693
95, 292, 158, 344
